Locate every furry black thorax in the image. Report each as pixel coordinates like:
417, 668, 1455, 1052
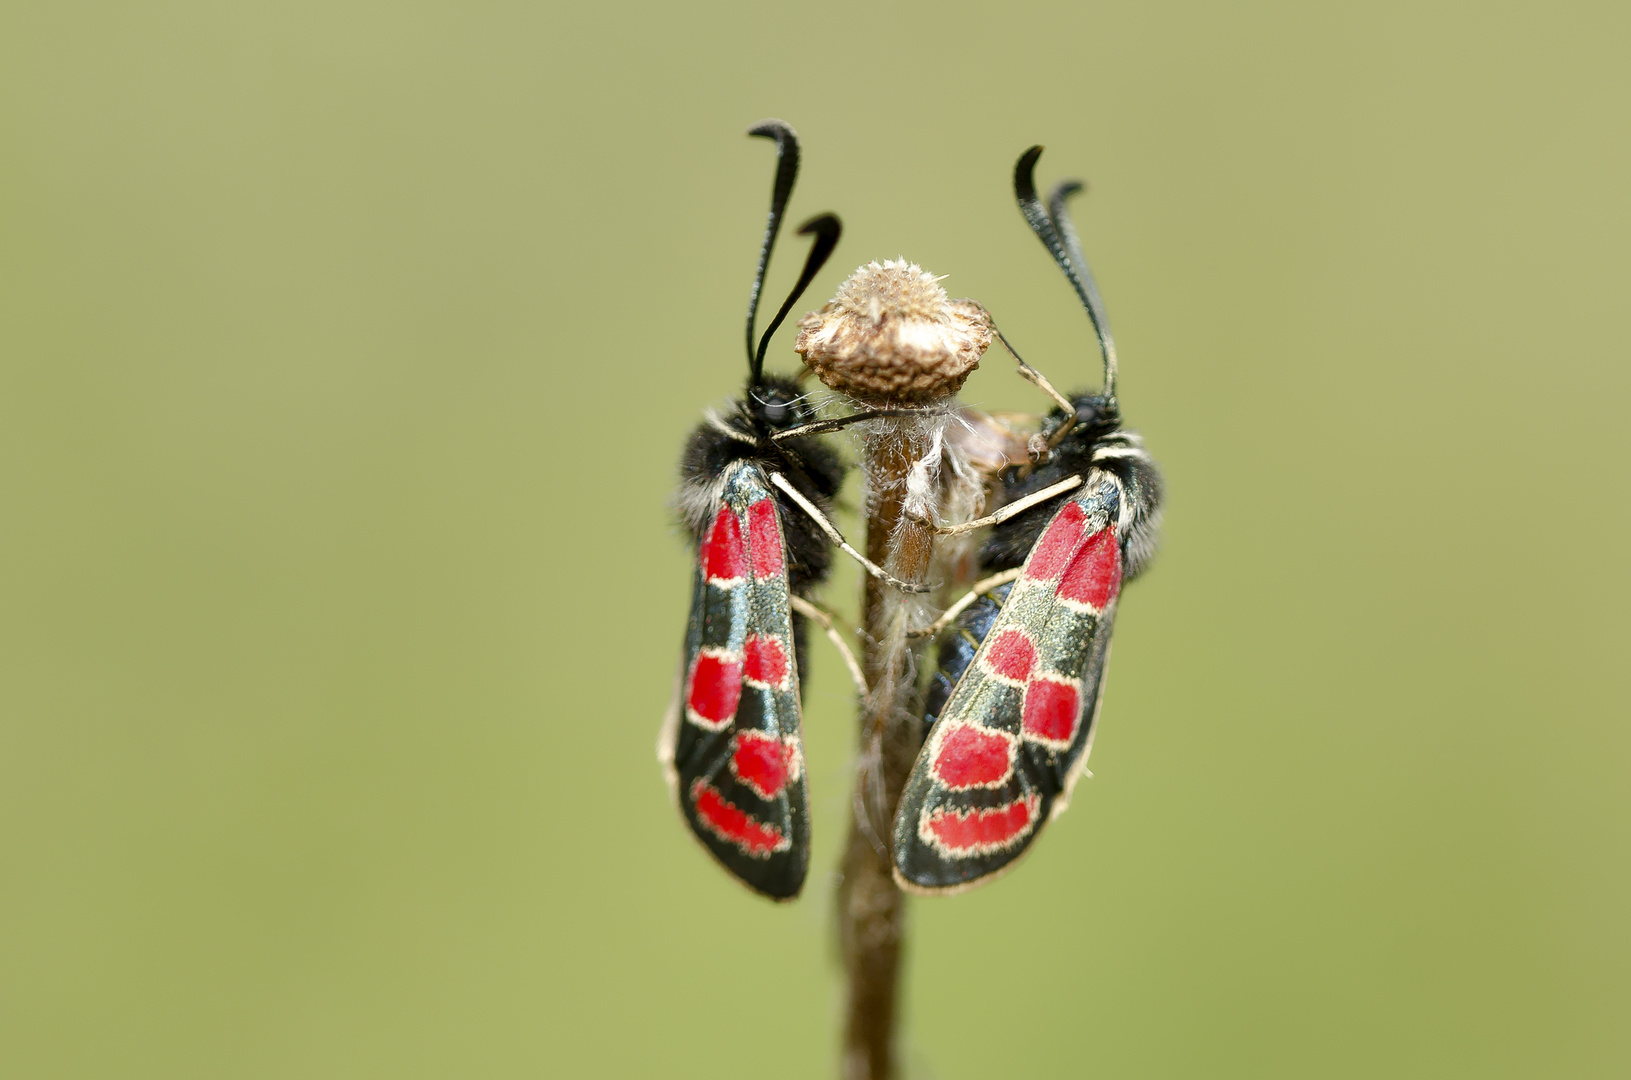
677, 375, 844, 596
982, 392, 1140, 573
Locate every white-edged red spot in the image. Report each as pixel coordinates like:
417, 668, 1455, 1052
747, 499, 784, 580
730, 730, 791, 800
702, 506, 745, 586
918, 794, 1041, 857
690, 778, 790, 858
685, 647, 742, 731
1022, 672, 1082, 750
930, 722, 1017, 790
980, 628, 1037, 686
781, 737, 803, 784
1055, 526, 1120, 612
1023, 501, 1087, 583
742, 634, 790, 690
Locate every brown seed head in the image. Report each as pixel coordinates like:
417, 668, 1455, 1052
795, 259, 992, 404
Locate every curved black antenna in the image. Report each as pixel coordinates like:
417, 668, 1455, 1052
745, 120, 801, 381
1047, 179, 1119, 399
1014, 146, 1117, 399
1046, 180, 1089, 279
754, 213, 841, 375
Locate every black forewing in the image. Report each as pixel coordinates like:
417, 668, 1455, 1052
893, 477, 1124, 893
659, 462, 810, 899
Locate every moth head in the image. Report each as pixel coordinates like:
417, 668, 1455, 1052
745, 375, 816, 435
1069, 393, 1120, 437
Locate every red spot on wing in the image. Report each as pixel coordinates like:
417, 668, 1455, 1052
703, 507, 744, 585
1022, 675, 1082, 747
1024, 501, 1087, 582
921, 795, 1040, 855
1056, 526, 1121, 610
730, 730, 789, 799
748, 499, 784, 580
984, 629, 1037, 683
686, 650, 742, 729
931, 724, 1015, 789
691, 779, 789, 857
742, 635, 789, 689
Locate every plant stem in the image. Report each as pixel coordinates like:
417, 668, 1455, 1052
794, 258, 994, 1079
838, 424, 938, 1080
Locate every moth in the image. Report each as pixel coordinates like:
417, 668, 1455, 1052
892, 146, 1164, 894
659, 120, 924, 900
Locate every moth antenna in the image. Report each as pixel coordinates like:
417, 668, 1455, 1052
745, 120, 801, 382
1014, 146, 1118, 399
1045, 180, 1088, 283
754, 213, 842, 376
1047, 178, 1119, 400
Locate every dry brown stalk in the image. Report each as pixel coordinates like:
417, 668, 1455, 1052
798, 260, 996, 1080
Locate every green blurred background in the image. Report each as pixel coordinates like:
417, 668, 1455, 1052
3, 1, 1627, 1076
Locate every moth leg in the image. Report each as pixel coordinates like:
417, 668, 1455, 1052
769, 471, 933, 594
788, 594, 868, 697
909, 568, 1024, 639
769, 408, 917, 442
993, 328, 1083, 452
916, 475, 1083, 536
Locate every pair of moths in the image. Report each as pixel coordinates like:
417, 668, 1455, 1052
660, 132, 1163, 899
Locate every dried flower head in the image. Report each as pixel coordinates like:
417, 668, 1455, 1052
795, 259, 993, 404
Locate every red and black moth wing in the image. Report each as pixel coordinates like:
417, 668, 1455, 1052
659, 460, 810, 899
892, 473, 1127, 894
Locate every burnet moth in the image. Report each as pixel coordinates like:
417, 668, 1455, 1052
659, 120, 927, 900
891, 146, 1164, 894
